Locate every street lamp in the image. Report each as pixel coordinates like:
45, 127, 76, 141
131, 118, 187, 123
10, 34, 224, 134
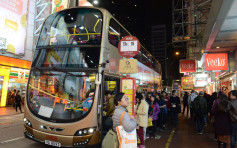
175, 52, 180, 55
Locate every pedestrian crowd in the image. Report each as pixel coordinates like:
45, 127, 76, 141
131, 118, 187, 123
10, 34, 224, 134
102, 90, 181, 148
182, 90, 237, 148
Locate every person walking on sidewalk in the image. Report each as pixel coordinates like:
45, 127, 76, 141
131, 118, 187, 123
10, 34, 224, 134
15, 90, 22, 113
212, 92, 230, 148
182, 91, 189, 116
193, 91, 207, 134
11, 89, 16, 108
188, 90, 198, 119
227, 90, 237, 148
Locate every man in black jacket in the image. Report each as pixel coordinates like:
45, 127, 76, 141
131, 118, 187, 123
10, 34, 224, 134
193, 91, 207, 134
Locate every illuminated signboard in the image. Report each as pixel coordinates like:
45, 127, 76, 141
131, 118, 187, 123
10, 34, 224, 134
204, 53, 228, 71
181, 77, 194, 90
180, 60, 196, 73
0, 0, 28, 54
194, 74, 208, 87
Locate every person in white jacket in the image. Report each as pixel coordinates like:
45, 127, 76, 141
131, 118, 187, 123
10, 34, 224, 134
136, 93, 149, 148
188, 90, 198, 119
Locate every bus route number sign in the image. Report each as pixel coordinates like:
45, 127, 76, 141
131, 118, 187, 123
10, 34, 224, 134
118, 35, 140, 58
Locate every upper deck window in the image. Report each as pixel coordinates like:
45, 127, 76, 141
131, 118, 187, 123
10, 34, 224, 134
37, 8, 103, 46
108, 19, 129, 47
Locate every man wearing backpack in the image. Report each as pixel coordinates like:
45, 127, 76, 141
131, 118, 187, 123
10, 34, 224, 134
193, 91, 207, 134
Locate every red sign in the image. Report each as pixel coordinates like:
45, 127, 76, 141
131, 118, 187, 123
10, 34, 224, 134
180, 60, 196, 73
118, 36, 140, 58
205, 53, 228, 71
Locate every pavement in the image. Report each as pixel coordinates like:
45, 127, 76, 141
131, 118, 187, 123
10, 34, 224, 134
0, 105, 24, 116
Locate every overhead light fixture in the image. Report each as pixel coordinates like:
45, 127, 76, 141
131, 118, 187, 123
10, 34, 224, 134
216, 46, 220, 49
93, 0, 98, 5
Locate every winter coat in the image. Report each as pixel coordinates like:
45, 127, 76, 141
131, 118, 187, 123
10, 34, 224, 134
228, 99, 237, 124
212, 99, 230, 136
112, 106, 137, 132
193, 95, 207, 116
135, 99, 149, 127
148, 101, 160, 121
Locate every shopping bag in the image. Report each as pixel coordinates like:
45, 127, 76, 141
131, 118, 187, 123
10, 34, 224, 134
147, 117, 153, 127
116, 112, 137, 148
102, 129, 119, 148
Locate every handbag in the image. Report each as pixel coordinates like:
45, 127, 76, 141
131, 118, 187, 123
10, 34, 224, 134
147, 117, 153, 127
116, 112, 137, 148
102, 129, 119, 148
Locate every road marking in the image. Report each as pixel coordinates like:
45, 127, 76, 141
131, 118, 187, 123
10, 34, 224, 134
165, 128, 175, 148
0, 137, 24, 144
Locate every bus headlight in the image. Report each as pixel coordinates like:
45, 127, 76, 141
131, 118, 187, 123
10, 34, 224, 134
24, 118, 32, 127
74, 127, 96, 136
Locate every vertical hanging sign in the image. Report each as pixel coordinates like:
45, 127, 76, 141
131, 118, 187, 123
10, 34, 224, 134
121, 76, 136, 115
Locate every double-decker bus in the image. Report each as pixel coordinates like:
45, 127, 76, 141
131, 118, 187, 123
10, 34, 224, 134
24, 7, 161, 147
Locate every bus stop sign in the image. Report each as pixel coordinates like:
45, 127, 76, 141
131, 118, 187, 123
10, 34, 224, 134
118, 35, 140, 58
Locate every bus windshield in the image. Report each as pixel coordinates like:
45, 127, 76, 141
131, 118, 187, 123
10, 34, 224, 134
37, 8, 102, 46
27, 46, 100, 123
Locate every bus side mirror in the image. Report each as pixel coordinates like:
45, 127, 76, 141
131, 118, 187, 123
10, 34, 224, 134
95, 73, 102, 85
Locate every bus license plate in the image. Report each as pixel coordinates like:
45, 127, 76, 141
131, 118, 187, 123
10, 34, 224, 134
45, 140, 61, 147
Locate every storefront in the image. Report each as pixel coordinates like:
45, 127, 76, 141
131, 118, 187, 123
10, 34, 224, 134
216, 72, 236, 96
0, 56, 31, 107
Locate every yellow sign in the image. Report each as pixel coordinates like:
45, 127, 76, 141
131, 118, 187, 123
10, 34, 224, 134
119, 59, 137, 74
0, 67, 10, 107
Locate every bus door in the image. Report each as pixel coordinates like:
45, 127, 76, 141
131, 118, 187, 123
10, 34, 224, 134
101, 75, 120, 135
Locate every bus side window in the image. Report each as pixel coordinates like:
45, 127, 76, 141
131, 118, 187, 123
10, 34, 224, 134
108, 19, 120, 47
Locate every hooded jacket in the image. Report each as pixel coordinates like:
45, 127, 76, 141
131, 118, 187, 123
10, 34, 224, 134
188, 93, 198, 106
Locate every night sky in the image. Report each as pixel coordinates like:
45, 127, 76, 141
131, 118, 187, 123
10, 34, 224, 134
89, 0, 173, 51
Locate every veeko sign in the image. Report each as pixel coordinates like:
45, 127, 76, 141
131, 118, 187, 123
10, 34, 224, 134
205, 53, 228, 71
180, 60, 196, 73
118, 35, 140, 58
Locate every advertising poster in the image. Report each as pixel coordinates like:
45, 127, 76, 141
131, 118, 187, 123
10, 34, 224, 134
52, 0, 69, 13
0, 0, 28, 54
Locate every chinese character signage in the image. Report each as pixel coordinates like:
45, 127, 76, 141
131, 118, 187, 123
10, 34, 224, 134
121, 77, 136, 115
194, 74, 208, 87
180, 60, 196, 73
0, 0, 28, 54
181, 77, 194, 90
118, 35, 140, 58
119, 59, 137, 74
205, 53, 228, 71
